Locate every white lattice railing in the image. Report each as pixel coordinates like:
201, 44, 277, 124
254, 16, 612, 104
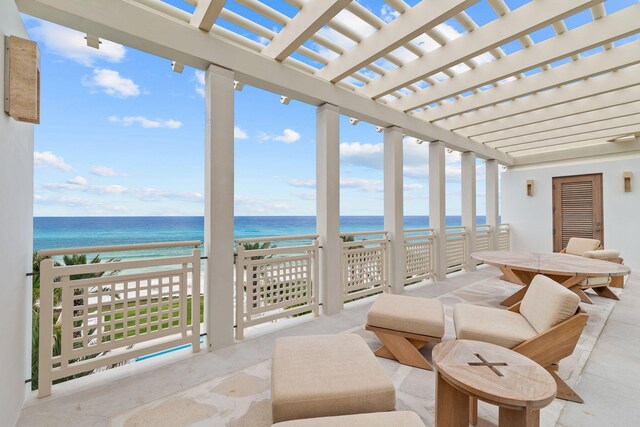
235, 235, 319, 339
341, 231, 389, 303
498, 223, 511, 251
475, 224, 491, 252
404, 228, 435, 285
37, 241, 202, 398
446, 226, 468, 274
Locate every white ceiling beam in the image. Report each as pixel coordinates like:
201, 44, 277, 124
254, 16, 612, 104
15, 0, 513, 165
504, 124, 640, 153
512, 138, 640, 165
359, 0, 602, 100
390, 5, 640, 112
261, 0, 352, 61
437, 66, 640, 135
315, 0, 480, 83
418, 39, 640, 122
189, 0, 226, 32
476, 100, 640, 143
490, 114, 640, 149
457, 85, 640, 137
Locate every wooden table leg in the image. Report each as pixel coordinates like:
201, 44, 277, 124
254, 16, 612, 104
435, 371, 469, 427
469, 397, 478, 426
499, 407, 539, 427
593, 286, 620, 300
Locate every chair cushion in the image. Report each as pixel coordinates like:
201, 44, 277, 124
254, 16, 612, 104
583, 249, 621, 259
367, 294, 444, 337
520, 275, 581, 333
271, 411, 425, 427
565, 237, 601, 256
453, 303, 537, 349
581, 276, 611, 287
271, 334, 395, 423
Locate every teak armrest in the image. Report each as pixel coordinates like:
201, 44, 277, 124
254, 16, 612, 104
512, 308, 588, 368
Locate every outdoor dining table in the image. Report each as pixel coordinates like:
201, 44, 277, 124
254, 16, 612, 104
472, 250, 631, 306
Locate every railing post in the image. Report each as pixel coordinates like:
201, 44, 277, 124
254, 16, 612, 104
192, 248, 201, 351
429, 141, 447, 280
316, 103, 343, 315
461, 152, 477, 271
204, 64, 235, 350
38, 258, 54, 398
486, 159, 500, 250
384, 126, 405, 294
235, 244, 245, 340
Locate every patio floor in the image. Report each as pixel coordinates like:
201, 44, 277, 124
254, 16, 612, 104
17, 267, 639, 426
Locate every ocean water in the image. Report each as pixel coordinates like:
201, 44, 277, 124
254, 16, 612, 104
34, 216, 485, 260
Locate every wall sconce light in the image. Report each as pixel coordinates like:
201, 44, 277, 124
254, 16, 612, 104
4, 36, 40, 124
624, 172, 632, 192
526, 180, 534, 196
349, 117, 359, 125
375, 126, 383, 133
280, 95, 290, 105
233, 81, 244, 91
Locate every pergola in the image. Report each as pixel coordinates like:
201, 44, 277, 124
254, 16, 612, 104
15, 0, 640, 349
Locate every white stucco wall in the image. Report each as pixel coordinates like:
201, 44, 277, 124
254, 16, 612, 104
502, 153, 640, 271
0, 4, 34, 424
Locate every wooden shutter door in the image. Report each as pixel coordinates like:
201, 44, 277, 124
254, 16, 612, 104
552, 174, 603, 252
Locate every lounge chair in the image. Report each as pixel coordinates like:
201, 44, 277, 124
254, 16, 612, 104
454, 275, 588, 406
561, 237, 624, 301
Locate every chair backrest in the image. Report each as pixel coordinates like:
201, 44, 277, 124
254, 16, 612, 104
565, 237, 601, 256
520, 275, 581, 333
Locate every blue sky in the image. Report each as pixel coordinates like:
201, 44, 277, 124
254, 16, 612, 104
26, 0, 637, 216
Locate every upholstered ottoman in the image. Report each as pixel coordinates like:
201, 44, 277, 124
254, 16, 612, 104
366, 294, 444, 370
271, 411, 425, 427
271, 334, 395, 423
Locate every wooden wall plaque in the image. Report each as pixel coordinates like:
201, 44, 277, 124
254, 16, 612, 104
4, 35, 40, 124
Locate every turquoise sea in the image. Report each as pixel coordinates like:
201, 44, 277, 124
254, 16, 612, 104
34, 216, 485, 260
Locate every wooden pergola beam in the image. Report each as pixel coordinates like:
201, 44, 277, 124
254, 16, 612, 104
190, 0, 226, 32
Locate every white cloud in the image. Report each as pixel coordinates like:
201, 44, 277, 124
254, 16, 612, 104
340, 142, 383, 169
234, 195, 292, 214
29, 19, 126, 66
108, 115, 182, 129
235, 126, 248, 140
67, 176, 88, 186
287, 179, 316, 189
194, 70, 205, 97
90, 165, 127, 177
274, 129, 301, 143
288, 177, 421, 193
259, 129, 302, 143
87, 69, 140, 98
293, 192, 316, 201
43, 177, 201, 202
34, 151, 72, 171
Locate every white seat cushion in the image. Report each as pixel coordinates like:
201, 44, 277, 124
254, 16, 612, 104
367, 294, 444, 337
272, 411, 425, 427
583, 249, 621, 259
565, 237, 601, 256
520, 275, 581, 333
271, 334, 395, 423
580, 275, 611, 287
453, 303, 537, 349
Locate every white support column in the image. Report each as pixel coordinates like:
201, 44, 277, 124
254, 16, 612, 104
461, 152, 477, 271
384, 126, 405, 294
204, 64, 235, 350
429, 141, 447, 281
316, 103, 343, 315
486, 159, 500, 250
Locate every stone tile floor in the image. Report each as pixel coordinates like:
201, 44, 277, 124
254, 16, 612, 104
17, 267, 639, 426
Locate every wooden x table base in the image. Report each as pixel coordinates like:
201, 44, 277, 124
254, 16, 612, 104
365, 325, 441, 370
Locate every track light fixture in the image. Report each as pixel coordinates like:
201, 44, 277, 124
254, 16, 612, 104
234, 81, 244, 91
280, 96, 290, 105
349, 118, 359, 125
171, 61, 184, 73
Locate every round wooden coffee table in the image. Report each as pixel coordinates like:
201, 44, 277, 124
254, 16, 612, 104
433, 340, 556, 427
